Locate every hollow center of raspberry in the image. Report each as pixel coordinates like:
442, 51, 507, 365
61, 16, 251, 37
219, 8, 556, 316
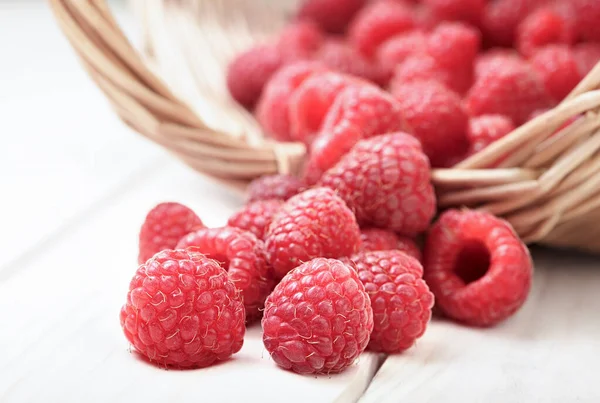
454, 239, 490, 284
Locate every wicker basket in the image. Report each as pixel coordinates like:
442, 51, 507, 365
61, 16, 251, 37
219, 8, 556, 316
49, 0, 600, 254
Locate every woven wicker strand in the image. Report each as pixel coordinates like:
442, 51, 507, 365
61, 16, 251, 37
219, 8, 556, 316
49, 0, 600, 253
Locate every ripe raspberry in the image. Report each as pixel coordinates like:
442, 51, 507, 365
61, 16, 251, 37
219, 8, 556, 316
319, 133, 436, 235
277, 21, 324, 62
265, 187, 361, 279
296, 0, 367, 34
481, 0, 546, 47
390, 53, 472, 95
414, 4, 441, 31
120, 249, 245, 368
573, 43, 600, 77
177, 227, 271, 322
226, 45, 283, 109
474, 49, 522, 78
572, 0, 600, 42
349, 250, 433, 353
289, 72, 367, 145
138, 202, 204, 264
427, 22, 481, 69
316, 40, 388, 85
465, 56, 552, 125
256, 61, 327, 141
391, 80, 469, 167
247, 174, 306, 203
376, 31, 428, 77
515, 7, 576, 58
530, 45, 582, 102
262, 258, 373, 374
305, 85, 410, 183
467, 114, 516, 156
349, 1, 416, 57
227, 199, 283, 240
423, 209, 533, 327
359, 228, 422, 261
422, 0, 485, 27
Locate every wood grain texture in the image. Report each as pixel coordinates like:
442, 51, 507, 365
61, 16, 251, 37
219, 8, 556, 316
360, 249, 600, 403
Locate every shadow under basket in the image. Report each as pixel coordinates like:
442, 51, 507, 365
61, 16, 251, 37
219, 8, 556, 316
49, 0, 600, 254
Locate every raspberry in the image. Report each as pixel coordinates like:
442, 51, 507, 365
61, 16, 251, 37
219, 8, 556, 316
349, 1, 416, 57
304, 85, 410, 183
530, 45, 582, 102
427, 22, 481, 69
422, 0, 485, 27
390, 53, 472, 95
481, 0, 546, 47
465, 56, 552, 125
319, 133, 436, 235
474, 49, 522, 78
349, 250, 433, 353
265, 187, 361, 279
289, 72, 366, 145
391, 80, 469, 167
227, 199, 283, 241
515, 7, 576, 58
247, 174, 306, 203
277, 21, 324, 62
262, 258, 373, 374
467, 114, 516, 156
176, 227, 272, 322
573, 43, 600, 77
256, 61, 327, 141
316, 40, 388, 85
572, 0, 600, 42
359, 228, 422, 261
226, 45, 283, 109
296, 0, 367, 34
423, 209, 533, 327
376, 31, 428, 77
414, 4, 441, 31
138, 202, 204, 264
120, 249, 245, 368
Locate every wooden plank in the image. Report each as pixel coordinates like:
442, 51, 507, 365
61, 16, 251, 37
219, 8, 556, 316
0, 162, 382, 403
359, 249, 600, 403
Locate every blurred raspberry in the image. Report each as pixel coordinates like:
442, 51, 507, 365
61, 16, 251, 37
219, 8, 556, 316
359, 228, 422, 261
573, 43, 600, 77
227, 199, 283, 240
515, 7, 576, 57
247, 174, 306, 203
481, 0, 546, 47
530, 45, 582, 101
296, 0, 367, 34
316, 40, 389, 85
422, 0, 485, 27
467, 114, 515, 157
474, 49, 522, 77
376, 31, 428, 77
571, 0, 600, 42
427, 22, 481, 69
277, 21, 324, 62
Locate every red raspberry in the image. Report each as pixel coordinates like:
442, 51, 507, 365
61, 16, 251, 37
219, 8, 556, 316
427, 22, 481, 69
465, 56, 552, 125
177, 227, 272, 322
573, 43, 600, 77
481, 0, 547, 47
227, 199, 283, 240
423, 209, 533, 327
376, 30, 428, 77
350, 250, 433, 353
256, 61, 327, 142
296, 0, 367, 34
289, 72, 366, 145
530, 45, 582, 102
359, 228, 422, 261
277, 21, 324, 62
247, 174, 306, 203
414, 4, 441, 31
319, 133, 436, 235
304, 85, 410, 183
265, 187, 361, 279
467, 114, 516, 156
262, 258, 373, 374
515, 7, 576, 58
316, 40, 388, 85
349, 1, 416, 57
120, 249, 245, 368
572, 0, 600, 42
391, 80, 469, 167
138, 202, 204, 264
390, 53, 472, 95
226, 45, 283, 109
422, 0, 485, 27
474, 49, 522, 78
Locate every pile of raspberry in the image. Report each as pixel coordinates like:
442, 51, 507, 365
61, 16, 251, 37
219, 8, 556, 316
228, 0, 600, 171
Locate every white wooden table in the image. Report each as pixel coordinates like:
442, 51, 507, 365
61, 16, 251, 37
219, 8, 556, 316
1, 3, 599, 402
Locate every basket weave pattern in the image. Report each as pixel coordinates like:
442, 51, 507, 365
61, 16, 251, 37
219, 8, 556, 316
49, 0, 600, 253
